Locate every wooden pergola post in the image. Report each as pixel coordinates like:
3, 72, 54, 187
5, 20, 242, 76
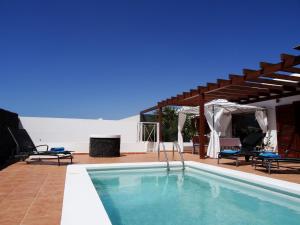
157, 106, 163, 160
158, 106, 163, 142
198, 94, 206, 159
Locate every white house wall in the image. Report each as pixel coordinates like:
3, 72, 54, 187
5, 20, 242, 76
118, 114, 140, 122
19, 116, 146, 153
251, 95, 300, 150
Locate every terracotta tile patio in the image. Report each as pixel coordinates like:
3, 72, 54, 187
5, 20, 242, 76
0, 153, 299, 225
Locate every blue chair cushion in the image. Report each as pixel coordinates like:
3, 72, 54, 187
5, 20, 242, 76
259, 152, 281, 159
50, 147, 65, 152
220, 149, 240, 155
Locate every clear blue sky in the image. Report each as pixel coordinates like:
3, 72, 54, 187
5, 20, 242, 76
1, 0, 299, 119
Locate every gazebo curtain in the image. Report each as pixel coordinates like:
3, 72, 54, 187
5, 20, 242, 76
178, 112, 187, 152
205, 108, 232, 158
255, 110, 268, 133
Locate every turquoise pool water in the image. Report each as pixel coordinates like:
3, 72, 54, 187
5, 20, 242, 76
88, 167, 300, 225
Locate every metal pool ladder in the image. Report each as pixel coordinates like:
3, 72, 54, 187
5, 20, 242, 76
172, 142, 185, 170
158, 142, 170, 171
157, 142, 185, 171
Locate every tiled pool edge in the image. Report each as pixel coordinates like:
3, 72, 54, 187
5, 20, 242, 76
186, 161, 300, 198
60, 165, 112, 225
61, 161, 300, 225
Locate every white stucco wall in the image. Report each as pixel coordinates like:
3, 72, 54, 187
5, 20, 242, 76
19, 114, 193, 154
251, 95, 300, 150
119, 114, 140, 122
19, 115, 147, 153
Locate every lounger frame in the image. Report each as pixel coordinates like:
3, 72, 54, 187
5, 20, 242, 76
26, 153, 73, 166
254, 157, 300, 174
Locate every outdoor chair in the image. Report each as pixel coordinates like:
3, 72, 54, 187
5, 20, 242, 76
9, 128, 73, 165
192, 136, 200, 154
26, 147, 73, 166
254, 149, 300, 174
192, 135, 209, 154
218, 132, 265, 166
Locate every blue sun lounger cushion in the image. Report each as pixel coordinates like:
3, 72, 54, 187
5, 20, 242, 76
50, 147, 65, 152
220, 149, 240, 154
259, 152, 281, 159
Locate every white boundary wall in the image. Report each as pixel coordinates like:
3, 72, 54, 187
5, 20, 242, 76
19, 115, 147, 153
19, 115, 193, 153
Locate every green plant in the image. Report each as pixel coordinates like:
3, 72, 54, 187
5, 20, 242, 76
182, 115, 197, 142
161, 106, 178, 142
152, 107, 197, 142
263, 134, 273, 150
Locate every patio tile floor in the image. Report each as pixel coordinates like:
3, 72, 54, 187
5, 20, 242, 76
0, 152, 299, 225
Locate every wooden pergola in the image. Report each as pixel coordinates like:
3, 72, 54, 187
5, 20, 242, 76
141, 49, 300, 159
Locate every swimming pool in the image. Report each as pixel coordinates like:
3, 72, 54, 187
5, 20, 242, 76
61, 162, 300, 225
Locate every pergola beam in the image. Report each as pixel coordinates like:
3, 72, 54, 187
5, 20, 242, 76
262, 73, 300, 82
217, 79, 231, 87
207, 83, 219, 91
204, 93, 244, 101
248, 77, 299, 87
240, 91, 300, 104
225, 85, 271, 93
206, 90, 254, 97
141, 51, 300, 122
242, 82, 294, 93
282, 67, 300, 74
217, 86, 271, 96
140, 105, 158, 114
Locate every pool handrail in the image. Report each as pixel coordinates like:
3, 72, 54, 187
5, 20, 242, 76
158, 142, 170, 171
172, 141, 185, 170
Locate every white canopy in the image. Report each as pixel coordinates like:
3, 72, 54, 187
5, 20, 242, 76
177, 99, 268, 158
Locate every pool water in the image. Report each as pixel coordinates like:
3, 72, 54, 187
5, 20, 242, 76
88, 167, 300, 225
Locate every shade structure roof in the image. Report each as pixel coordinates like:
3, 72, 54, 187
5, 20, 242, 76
177, 99, 265, 116
141, 48, 300, 114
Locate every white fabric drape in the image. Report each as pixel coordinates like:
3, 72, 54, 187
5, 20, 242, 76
219, 112, 232, 137
255, 110, 268, 133
178, 112, 187, 152
207, 130, 220, 158
205, 107, 232, 158
255, 109, 274, 151
205, 106, 217, 158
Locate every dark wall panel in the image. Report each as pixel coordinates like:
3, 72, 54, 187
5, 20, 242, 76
0, 108, 19, 167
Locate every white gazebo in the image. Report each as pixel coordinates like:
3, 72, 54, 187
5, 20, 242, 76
177, 99, 268, 158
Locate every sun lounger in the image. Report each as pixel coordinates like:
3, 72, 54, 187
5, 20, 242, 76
25, 147, 73, 165
218, 132, 264, 166
26, 152, 73, 165
217, 149, 241, 166
254, 150, 300, 174
7, 127, 74, 165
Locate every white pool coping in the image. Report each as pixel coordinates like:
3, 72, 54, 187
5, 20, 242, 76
61, 161, 300, 225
